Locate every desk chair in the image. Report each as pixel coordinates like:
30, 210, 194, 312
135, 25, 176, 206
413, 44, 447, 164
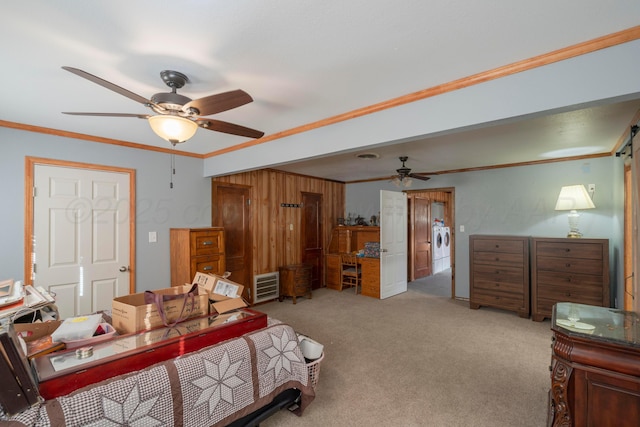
340, 253, 361, 294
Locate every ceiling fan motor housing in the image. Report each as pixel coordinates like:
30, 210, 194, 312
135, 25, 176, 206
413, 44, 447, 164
150, 92, 193, 114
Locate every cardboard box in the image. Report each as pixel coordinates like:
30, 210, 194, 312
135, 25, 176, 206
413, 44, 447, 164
14, 321, 62, 342
14, 321, 65, 359
111, 285, 209, 334
192, 272, 247, 314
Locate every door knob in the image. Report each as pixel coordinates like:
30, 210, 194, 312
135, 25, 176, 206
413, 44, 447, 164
119, 266, 129, 272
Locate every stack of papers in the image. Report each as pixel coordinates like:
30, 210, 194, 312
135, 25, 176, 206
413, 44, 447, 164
0, 281, 56, 323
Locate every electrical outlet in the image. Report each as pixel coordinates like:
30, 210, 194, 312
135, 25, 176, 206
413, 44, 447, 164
588, 184, 595, 192
459, 225, 465, 232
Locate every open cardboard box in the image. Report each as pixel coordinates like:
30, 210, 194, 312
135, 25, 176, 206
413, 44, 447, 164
192, 272, 247, 314
112, 285, 209, 334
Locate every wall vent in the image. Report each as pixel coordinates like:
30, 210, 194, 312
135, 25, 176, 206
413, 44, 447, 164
253, 272, 279, 303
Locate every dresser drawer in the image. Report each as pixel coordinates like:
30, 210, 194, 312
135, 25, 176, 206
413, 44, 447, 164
191, 255, 225, 277
535, 241, 603, 260
472, 264, 524, 287
473, 238, 524, 254
473, 251, 523, 266
471, 291, 524, 312
537, 281, 604, 305
536, 270, 604, 288
191, 231, 224, 256
536, 256, 603, 275
472, 275, 525, 295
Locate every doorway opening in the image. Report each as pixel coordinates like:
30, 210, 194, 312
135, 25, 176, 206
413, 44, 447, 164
407, 188, 455, 298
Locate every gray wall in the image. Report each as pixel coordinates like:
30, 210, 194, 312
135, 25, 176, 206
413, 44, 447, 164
0, 127, 211, 292
346, 156, 626, 306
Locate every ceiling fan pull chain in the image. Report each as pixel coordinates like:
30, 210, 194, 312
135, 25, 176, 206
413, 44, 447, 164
169, 151, 175, 189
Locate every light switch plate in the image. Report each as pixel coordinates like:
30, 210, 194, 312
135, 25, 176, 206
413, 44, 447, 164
149, 231, 157, 243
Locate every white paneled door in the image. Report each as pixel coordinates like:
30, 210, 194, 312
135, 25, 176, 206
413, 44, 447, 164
33, 165, 131, 319
379, 190, 408, 299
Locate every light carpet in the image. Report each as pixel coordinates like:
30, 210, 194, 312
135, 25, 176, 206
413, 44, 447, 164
258, 276, 552, 427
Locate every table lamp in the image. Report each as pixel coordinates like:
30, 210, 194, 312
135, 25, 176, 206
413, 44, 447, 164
554, 184, 595, 238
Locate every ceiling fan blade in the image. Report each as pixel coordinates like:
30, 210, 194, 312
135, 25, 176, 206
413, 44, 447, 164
198, 119, 264, 139
184, 90, 253, 116
409, 173, 431, 181
62, 66, 151, 105
63, 112, 150, 119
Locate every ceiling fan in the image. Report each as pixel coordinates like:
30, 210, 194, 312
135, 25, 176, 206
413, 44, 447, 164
392, 156, 430, 187
61, 66, 264, 145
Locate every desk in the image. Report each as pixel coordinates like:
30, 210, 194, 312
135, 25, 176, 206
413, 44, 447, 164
326, 254, 380, 298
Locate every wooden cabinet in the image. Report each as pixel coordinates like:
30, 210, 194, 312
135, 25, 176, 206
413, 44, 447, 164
531, 237, 609, 321
34, 309, 266, 400
360, 257, 380, 298
549, 303, 640, 426
170, 228, 226, 287
469, 235, 530, 318
278, 264, 312, 304
327, 226, 380, 254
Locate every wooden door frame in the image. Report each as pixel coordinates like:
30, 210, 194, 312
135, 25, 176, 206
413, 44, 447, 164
24, 156, 136, 293
405, 187, 456, 299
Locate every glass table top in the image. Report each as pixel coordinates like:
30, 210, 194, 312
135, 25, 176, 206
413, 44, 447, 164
46, 310, 252, 373
553, 302, 640, 348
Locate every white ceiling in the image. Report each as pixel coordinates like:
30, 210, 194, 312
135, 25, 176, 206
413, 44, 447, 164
2, 1, 640, 182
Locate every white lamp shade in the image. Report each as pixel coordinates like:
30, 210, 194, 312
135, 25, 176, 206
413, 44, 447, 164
554, 185, 595, 211
148, 115, 198, 144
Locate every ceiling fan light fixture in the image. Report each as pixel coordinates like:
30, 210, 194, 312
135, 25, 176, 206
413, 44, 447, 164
148, 115, 198, 144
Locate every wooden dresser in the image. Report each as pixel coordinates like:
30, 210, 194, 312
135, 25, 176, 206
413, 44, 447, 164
278, 264, 312, 304
170, 227, 226, 287
469, 235, 530, 318
531, 237, 609, 322
549, 303, 640, 427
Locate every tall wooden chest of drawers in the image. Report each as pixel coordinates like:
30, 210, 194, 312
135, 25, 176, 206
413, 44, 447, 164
170, 227, 226, 287
531, 237, 609, 321
469, 235, 530, 318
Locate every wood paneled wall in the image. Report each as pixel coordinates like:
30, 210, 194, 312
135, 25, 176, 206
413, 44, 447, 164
212, 169, 345, 279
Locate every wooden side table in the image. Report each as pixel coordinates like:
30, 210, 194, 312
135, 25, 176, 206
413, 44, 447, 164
278, 264, 312, 304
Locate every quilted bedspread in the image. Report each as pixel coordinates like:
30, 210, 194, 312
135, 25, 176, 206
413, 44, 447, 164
1, 321, 315, 426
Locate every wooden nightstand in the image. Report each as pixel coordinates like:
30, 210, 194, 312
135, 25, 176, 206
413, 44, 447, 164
278, 264, 312, 304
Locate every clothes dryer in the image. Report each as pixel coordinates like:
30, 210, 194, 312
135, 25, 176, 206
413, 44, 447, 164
442, 226, 451, 270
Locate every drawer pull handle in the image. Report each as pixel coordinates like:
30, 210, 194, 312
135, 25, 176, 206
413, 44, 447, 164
495, 245, 500, 248
565, 263, 571, 268
565, 249, 571, 252
203, 266, 213, 271
202, 241, 213, 246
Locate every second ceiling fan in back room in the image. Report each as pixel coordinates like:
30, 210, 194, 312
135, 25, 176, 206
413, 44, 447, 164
392, 156, 431, 187
61, 66, 264, 146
